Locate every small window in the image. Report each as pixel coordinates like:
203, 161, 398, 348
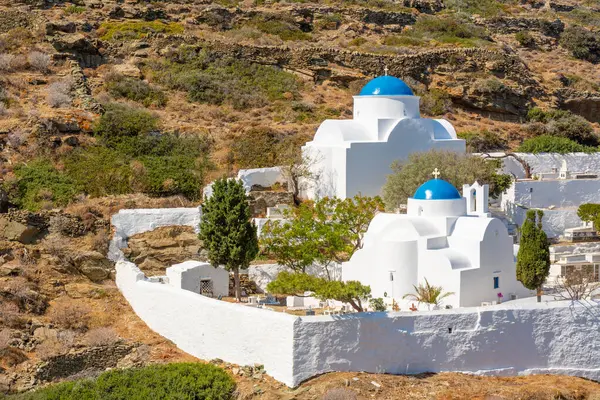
493, 276, 499, 289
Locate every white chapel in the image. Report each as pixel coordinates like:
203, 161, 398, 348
342, 172, 533, 309
302, 75, 466, 200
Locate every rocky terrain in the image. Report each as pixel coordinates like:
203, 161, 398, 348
1, 0, 600, 397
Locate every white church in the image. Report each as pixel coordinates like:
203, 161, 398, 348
343, 171, 533, 309
302, 75, 465, 200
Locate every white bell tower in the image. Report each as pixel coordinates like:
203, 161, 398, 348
462, 181, 490, 217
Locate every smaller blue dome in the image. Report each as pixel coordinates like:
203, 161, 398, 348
413, 179, 461, 200
359, 76, 414, 96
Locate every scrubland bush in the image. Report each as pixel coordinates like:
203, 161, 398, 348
84, 327, 120, 346
515, 31, 535, 47
230, 126, 304, 169
560, 26, 600, 63
0, 329, 10, 349
3, 160, 80, 211
3, 277, 48, 314
27, 51, 51, 73
458, 130, 508, 152
473, 77, 506, 94
0, 302, 27, 329
36, 330, 76, 360
105, 73, 167, 107
0, 102, 7, 116
93, 103, 159, 143
518, 135, 595, 153
48, 301, 91, 331
420, 88, 452, 116
152, 49, 300, 110
244, 14, 311, 41
64, 5, 86, 14
526, 107, 598, 146
98, 21, 184, 41
10, 363, 236, 400
0, 54, 15, 71
47, 80, 73, 108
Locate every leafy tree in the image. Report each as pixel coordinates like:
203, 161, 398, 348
518, 135, 594, 154
516, 209, 550, 302
261, 195, 383, 278
369, 297, 387, 312
382, 150, 512, 210
266, 271, 372, 312
199, 178, 259, 301
402, 278, 454, 310
577, 203, 600, 231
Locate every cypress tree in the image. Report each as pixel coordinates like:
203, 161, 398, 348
516, 209, 550, 302
199, 178, 258, 301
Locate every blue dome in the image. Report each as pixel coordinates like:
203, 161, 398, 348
359, 76, 414, 96
413, 179, 461, 200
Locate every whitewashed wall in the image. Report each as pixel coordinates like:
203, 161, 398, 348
506, 180, 600, 208
108, 208, 202, 261
292, 303, 600, 384
502, 153, 600, 179
116, 261, 297, 385
117, 261, 600, 387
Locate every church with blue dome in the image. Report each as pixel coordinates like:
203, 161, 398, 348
302, 75, 465, 200
342, 171, 533, 309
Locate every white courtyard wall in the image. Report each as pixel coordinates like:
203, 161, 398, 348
108, 207, 202, 261
292, 304, 600, 385
117, 261, 600, 387
502, 153, 600, 178
505, 180, 600, 209
116, 261, 297, 386
503, 204, 581, 238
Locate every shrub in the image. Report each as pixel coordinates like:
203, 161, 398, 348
105, 73, 167, 107
444, 0, 504, 16
93, 103, 159, 144
36, 330, 76, 360
84, 327, 120, 346
48, 301, 91, 331
10, 363, 235, 400
515, 31, 535, 47
473, 77, 506, 94
64, 146, 133, 197
47, 80, 73, 108
525, 107, 598, 146
518, 135, 594, 153
99, 21, 184, 41
4, 160, 80, 211
27, 51, 51, 73
420, 88, 452, 116
0, 54, 15, 72
458, 130, 508, 152
560, 26, 600, 63
369, 298, 387, 312
230, 126, 303, 169
152, 50, 300, 110
0, 302, 27, 329
64, 5, 86, 14
244, 14, 311, 41
0, 102, 7, 116
348, 37, 367, 47
136, 155, 205, 200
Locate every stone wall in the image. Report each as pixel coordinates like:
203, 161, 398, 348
116, 260, 600, 387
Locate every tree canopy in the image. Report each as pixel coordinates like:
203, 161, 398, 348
516, 209, 550, 302
517, 135, 595, 154
266, 271, 372, 312
577, 203, 600, 231
260, 195, 384, 278
199, 178, 258, 300
382, 150, 512, 210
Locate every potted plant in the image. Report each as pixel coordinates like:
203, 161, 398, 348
497, 292, 504, 304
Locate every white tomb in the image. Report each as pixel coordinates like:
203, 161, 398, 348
343, 173, 532, 309
302, 75, 465, 199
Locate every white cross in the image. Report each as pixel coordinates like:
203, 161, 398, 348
432, 168, 441, 179
383, 65, 389, 76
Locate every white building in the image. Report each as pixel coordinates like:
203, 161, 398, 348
500, 153, 600, 239
302, 76, 465, 200
166, 261, 229, 298
343, 175, 532, 309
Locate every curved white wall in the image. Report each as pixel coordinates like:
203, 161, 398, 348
353, 96, 420, 120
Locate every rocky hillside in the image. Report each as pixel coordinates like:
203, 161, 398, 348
1, 0, 600, 396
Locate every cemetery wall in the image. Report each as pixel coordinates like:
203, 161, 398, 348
116, 260, 600, 388
502, 153, 600, 178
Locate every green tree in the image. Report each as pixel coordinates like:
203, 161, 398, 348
402, 278, 454, 310
199, 178, 259, 301
261, 195, 383, 278
577, 203, 600, 231
266, 271, 372, 312
382, 150, 512, 210
516, 209, 550, 302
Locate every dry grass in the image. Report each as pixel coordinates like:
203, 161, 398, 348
47, 300, 91, 331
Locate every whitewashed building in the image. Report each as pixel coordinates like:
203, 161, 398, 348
302, 76, 465, 200
343, 174, 532, 309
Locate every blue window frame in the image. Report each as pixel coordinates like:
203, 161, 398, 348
493, 276, 499, 289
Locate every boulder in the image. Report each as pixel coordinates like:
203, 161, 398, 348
112, 63, 142, 79
0, 218, 40, 244
51, 33, 98, 54
45, 21, 77, 35
72, 251, 113, 282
